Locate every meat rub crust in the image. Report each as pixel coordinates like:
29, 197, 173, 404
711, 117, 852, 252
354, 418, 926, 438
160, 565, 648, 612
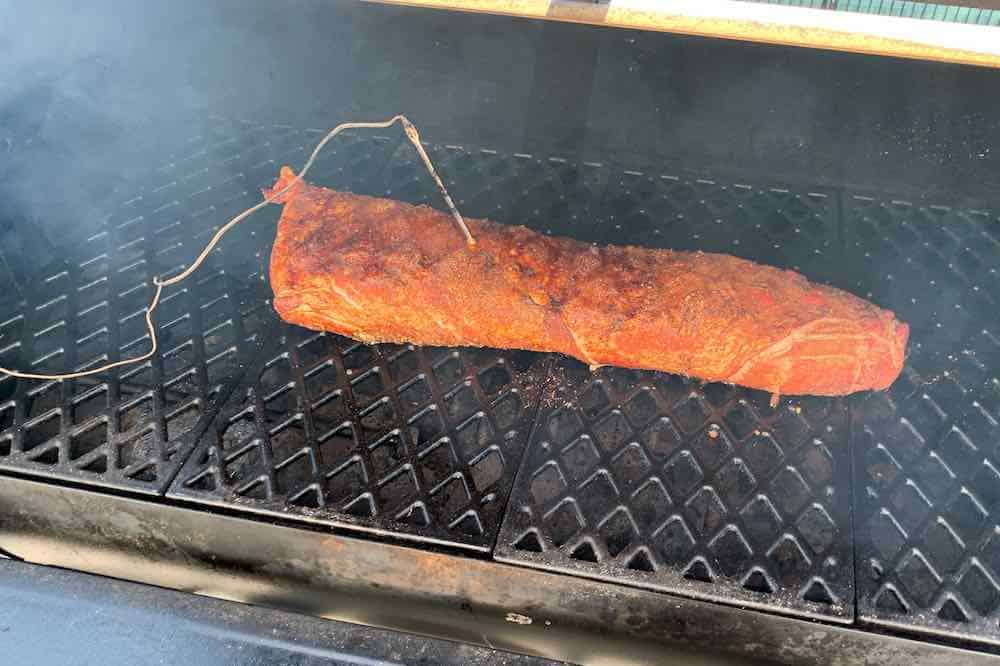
267, 167, 908, 397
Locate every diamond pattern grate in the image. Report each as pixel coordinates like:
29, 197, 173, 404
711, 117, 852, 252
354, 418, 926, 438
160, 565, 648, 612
0, 120, 303, 493
166, 123, 607, 549
846, 194, 1000, 644
0, 119, 404, 493
496, 172, 854, 621
597, 172, 842, 286
170, 321, 548, 549
4, 117, 1000, 641
496, 357, 853, 620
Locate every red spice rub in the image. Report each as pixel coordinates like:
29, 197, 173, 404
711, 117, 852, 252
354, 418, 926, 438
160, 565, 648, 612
266, 167, 908, 398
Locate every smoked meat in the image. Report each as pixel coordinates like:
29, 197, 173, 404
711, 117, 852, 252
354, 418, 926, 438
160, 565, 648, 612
266, 167, 908, 398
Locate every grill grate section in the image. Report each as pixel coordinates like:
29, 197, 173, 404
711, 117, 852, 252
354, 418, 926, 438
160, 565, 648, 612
0, 119, 399, 493
167, 126, 607, 549
496, 172, 855, 621
846, 194, 1000, 644
170, 321, 548, 549
596, 172, 843, 285
4, 116, 1000, 642
0, 125, 285, 492
496, 358, 853, 620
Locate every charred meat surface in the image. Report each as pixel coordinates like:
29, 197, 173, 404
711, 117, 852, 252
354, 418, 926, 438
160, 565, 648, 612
266, 167, 908, 398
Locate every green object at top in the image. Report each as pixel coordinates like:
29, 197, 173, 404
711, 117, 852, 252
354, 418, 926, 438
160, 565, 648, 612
749, 0, 1000, 26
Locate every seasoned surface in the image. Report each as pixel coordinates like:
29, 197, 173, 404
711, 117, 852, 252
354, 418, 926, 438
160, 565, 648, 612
267, 167, 908, 397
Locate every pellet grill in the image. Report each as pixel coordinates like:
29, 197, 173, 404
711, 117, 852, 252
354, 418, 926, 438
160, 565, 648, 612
2, 1, 1000, 663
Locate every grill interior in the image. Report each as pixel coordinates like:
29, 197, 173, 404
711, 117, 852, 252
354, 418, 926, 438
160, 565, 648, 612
3, 0, 1000, 655
1, 116, 998, 645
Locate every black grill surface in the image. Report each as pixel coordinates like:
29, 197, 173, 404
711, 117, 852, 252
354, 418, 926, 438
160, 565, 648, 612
2, 119, 1000, 642
846, 194, 1000, 644
0, 119, 397, 494
495, 173, 856, 621
496, 358, 854, 621
170, 321, 549, 550
0, 120, 298, 493
167, 123, 605, 550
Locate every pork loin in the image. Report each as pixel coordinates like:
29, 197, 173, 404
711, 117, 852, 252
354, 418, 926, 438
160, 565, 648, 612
266, 166, 908, 398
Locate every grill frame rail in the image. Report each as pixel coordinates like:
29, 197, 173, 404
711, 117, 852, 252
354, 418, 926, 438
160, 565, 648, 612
1, 474, 995, 666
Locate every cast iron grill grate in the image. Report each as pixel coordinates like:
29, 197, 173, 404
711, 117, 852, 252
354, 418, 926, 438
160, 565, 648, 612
0, 119, 398, 494
170, 322, 548, 549
846, 194, 1000, 644
167, 124, 609, 549
496, 172, 855, 621
4, 116, 1000, 642
496, 359, 854, 620
0, 121, 298, 492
